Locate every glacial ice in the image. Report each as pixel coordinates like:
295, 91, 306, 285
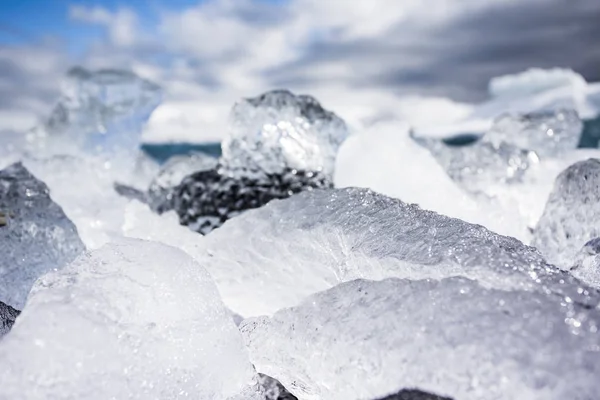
221, 90, 349, 179
0, 239, 261, 400
532, 158, 600, 268
0, 162, 85, 309
22, 155, 130, 249
197, 187, 594, 317
240, 277, 600, 400
0, 301, 19, 337
147, 152, 218, 213
36, 67, 161, 157
485, 109, 582, 158
571, 238, 600, 289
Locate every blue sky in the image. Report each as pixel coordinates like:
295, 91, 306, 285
0, 0, 599, 134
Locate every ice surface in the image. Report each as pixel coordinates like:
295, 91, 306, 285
221, 90, 349, 178
532, 158, 600, 268
147, 152, 218, 213
174, 167, 331, 235
240, 277, 600, 400
37, 67, 161, 157
22, 155, 130, 249
0, 162, 85, 309
571, 238, 600, 289
197, 187, 595, 317
0, 301, 19, 337
0, 239, 261, 400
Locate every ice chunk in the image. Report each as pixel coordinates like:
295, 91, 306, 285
22, 155, 130, 249
39, 67, 161, 157
240, 277, 600, 400
0, 239, 261, 400
571, 238, 600, 289
174, 167, 331, 235
485, 109, 582, 158
334, 121, 529, 240
411, 134, 538, 195
147, 152, 218, 213
197, 187, 593, 317
0, 162, 85, 309
0, 301, 19, 337
532, 158, 600, 268
221, 90, 349, 178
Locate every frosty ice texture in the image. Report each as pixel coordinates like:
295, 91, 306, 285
147, 152, 218, 213
0, 239, 261, 400
198, 187, 592, 317
571, 238, 600, 289
413, 109, 582, 195
240, 277, 600, 400
532, 158, 600, 268
221, 90, 349, 178
0, 301, 19, 337
486, 109, 582, 158
0, 162, 85, 309
42, 67, 161, 155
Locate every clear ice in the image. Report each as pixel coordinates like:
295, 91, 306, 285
412, 108, 583, 195
198, 187, 592, 317
220, 90, 349, 178
35, 67, 161, 157
571, 238, 600, 289
0, 238, 261, 400
240, 277, 600, 400
147, 152, 218, 213
0, 162, 85, 309
532, 158, 600, 268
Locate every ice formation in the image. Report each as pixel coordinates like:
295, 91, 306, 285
221, 90, 349, 179
0, 239, 261, 400
21, 155, 130, 249
486, 108, 582, 158
532, 158, 600, 268
241, 277, 600, 400
0, 301, 19, 337
37, 67, 161, 157
571, 238, 600, 289
197, 187, 593, 317
174, 167, 331, 234
147, 152, 218, 213
0, 162, 85, 309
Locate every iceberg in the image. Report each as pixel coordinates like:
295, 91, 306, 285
240, 277, 600, 400
0, 239, 261, 400
197, 187, 592, 317
0, 162, 85, 309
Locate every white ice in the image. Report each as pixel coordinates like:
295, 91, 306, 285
0, 238, 261, 400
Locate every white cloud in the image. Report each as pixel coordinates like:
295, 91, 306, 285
69, 5, 139, 47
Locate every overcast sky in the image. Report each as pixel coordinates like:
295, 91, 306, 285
1, 0, 599, 133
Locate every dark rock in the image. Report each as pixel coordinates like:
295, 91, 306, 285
0, 300, 20, 337
173, 166, 331, 234
258, 374, 298, 400
376, 388, 453, 400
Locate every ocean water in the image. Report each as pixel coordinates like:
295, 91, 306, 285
141, 117, 600, 163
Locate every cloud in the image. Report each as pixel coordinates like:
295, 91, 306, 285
1, 0, 600, 137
